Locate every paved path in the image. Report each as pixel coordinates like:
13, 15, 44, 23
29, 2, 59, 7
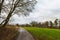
17, 27, 35, 40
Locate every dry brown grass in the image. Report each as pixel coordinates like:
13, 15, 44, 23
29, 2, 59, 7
0, 25, 20, 40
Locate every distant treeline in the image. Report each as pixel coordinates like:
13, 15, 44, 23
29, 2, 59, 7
20, 19, 60, 29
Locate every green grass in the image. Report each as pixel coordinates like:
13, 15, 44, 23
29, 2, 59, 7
24, 27, 60, 40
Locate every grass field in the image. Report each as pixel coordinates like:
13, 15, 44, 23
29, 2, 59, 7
24, 27, 60, 40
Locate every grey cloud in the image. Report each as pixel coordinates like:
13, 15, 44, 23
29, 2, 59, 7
10, 0, 60, 24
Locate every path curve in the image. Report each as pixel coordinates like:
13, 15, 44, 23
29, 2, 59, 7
17, 27, 35, 40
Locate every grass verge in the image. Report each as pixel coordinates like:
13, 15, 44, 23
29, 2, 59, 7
0, 25, 19, 40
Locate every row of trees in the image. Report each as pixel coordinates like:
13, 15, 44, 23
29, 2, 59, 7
21, 19, 60, 29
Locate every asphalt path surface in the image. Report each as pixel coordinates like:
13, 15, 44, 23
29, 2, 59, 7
17, 27, 35, 40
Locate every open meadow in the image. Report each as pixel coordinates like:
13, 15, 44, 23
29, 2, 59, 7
24, 27, 60, 40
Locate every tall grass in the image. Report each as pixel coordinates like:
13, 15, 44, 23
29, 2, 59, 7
0, 25, 19, 40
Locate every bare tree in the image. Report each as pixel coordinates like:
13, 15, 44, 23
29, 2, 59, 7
49, 21, 53, 28
0, 0, 37, 27
54, 19, 58, 27
30, 21, 38, 27
58, 20, 60, 28
45, 21, 49, 28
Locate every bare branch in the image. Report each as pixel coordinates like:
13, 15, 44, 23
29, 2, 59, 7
0, 16, 6, 19
0, 0, 4, 14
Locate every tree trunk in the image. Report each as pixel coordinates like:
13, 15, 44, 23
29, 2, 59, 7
1, 4, 16, 27
1, 12, 12, 27
0, 0, 4, 14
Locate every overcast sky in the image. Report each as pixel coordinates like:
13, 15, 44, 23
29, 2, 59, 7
10, 0, 60, 24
